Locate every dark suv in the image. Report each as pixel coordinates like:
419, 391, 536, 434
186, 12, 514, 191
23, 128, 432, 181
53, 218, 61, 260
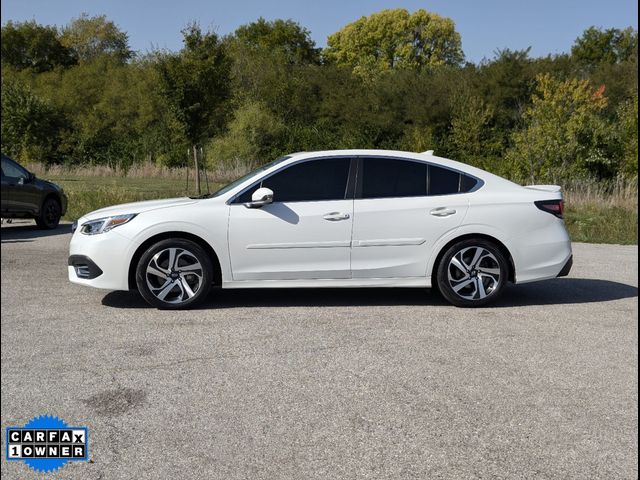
1, 155, 68, 229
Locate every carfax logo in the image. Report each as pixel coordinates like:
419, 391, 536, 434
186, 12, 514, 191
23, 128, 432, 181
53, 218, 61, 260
5, 415, 88, 473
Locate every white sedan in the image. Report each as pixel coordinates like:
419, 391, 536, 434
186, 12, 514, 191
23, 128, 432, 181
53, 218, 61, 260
69, 150, 572, 308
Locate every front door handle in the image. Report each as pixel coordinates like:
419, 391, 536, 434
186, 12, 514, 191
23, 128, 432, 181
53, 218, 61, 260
323, 212, 350, 221
430, 207, 457, 217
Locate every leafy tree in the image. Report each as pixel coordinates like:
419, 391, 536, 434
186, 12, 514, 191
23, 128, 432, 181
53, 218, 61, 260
206, 100, 284, 168
324, 9, 464, 76
231, 18, 320, 65
449, 93, 496, 167
476, 49, 537, 142
17, 55, 186, 166
61, 13, 132, 63
588, 49, 638, 114
398, 125, 436, 153
1, 20, 76, 72
0, 79, 64, 163
506, 74, 608, 182
154, 23, 231, 160
572, 27, 638, 69
614, 94, 638, 177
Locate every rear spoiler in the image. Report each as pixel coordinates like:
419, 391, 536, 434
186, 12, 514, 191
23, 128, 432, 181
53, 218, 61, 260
523, 184, 562, 193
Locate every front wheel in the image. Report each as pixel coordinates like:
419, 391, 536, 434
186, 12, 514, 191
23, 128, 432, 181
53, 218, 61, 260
436, 239, 509, 307
35, 197, 61, 229
135, 239, 213, 309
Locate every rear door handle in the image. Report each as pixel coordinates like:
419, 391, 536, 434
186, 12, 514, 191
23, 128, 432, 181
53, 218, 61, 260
323, 212, 350, 221
430, 208, 456, 217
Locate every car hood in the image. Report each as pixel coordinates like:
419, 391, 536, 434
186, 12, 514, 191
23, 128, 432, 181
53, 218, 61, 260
81, 197, 199, 221
35, 177, 63, 192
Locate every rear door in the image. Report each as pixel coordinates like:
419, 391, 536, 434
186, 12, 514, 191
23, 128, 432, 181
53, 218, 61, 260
351, 157, 474, 278
228, 157, 355, 281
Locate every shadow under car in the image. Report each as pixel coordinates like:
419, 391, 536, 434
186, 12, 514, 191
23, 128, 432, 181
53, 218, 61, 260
101, 278, 638, 310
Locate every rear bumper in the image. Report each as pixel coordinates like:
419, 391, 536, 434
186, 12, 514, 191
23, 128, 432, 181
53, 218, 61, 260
556, 254, 573, 277
511, 218, 572, 284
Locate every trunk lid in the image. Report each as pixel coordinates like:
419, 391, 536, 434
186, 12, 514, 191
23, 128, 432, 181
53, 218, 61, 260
524, 184, 562, 193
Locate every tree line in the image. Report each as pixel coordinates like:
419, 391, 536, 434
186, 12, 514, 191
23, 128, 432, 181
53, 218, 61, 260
1, 9, 637, 183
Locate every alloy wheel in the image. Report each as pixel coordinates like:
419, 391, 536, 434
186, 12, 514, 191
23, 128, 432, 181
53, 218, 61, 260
447, 246, 501, 301
145, 247, 204, 304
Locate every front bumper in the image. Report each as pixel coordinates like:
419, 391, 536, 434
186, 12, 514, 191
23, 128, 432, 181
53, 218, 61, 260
68, 229, 135, 290
68, 255, 103, 279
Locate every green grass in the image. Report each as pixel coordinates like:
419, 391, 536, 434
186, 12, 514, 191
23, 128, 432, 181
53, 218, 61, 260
564, 205, 638, 245
48, 174, 637, 245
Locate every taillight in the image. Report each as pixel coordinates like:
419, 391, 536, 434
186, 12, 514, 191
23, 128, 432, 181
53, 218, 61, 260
535, 200, 564, 218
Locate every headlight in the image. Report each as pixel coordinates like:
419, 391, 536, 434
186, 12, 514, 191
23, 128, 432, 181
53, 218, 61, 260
80, 214, 137, 235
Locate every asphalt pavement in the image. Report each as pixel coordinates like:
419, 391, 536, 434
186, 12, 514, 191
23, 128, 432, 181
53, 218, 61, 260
1, 220, 637, 479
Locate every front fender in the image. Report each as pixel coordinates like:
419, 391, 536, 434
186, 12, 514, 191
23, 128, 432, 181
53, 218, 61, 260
127, 219, 231, 283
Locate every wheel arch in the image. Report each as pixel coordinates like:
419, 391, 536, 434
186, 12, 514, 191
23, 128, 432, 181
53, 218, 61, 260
40, 192, 61, 214
430, 233, 516, 288
128, 231, 222, 290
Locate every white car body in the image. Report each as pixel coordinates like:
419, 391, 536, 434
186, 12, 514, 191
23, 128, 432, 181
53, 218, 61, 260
69, 150, 572, 299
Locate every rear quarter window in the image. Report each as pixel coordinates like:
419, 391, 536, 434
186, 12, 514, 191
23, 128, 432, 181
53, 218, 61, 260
459, 174, 479, 193
429, 165, 479, 195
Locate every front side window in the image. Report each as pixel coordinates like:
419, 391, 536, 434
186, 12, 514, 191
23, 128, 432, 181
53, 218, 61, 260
360, 158, 427, 199
237, 157, 351, 203
1, 156, 29, 180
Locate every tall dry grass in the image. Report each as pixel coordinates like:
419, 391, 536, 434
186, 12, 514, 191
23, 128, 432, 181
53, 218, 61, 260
563, 177, 638, 211
25, 161, 250, 184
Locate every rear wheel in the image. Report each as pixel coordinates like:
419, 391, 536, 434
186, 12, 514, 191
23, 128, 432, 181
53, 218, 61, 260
436, 239, 509, 307
135, 239, 213, 309
35, 197, 61, 229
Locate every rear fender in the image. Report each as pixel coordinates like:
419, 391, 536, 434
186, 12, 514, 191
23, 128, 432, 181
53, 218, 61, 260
426, 224, 514, 279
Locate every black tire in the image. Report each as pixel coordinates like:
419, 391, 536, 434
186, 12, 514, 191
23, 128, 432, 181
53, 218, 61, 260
436, 238, 509, 308
135, 238, 213, 309
35, 197, 61, 229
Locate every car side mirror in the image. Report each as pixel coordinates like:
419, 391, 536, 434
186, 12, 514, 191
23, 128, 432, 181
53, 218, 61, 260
19, 173, 34, 184
244, 187, 274, 208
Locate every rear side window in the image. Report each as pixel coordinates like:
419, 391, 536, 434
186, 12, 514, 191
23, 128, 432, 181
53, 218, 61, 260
361, 158, 427, 198
429, 165, 460, 195
429, 165, 479, 195
237, 158, 351, 203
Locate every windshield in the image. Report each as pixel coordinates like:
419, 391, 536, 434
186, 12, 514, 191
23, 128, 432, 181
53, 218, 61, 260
195, 156, 291, 199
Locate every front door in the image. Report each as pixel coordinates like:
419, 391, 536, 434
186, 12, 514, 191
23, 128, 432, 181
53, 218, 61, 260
1, 156, 39, 214
228, 157, 354, 281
